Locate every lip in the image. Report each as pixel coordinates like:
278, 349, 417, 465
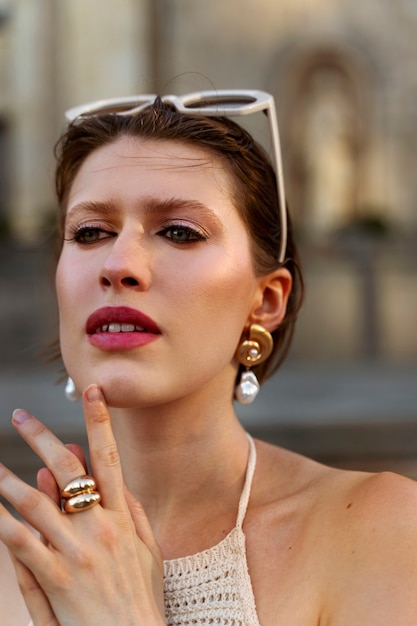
86, 306, 161, 351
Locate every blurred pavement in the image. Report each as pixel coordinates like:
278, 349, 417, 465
1, 362, 416, 434
1, 361, 416, 488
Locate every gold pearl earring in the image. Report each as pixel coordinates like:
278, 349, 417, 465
65, 377, 81, 402
234, 324, 273, 404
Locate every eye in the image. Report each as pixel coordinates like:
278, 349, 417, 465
65, 225, 116, 245
158, 224, 208, 243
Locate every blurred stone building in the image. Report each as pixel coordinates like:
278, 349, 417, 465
1, 0, 416, 362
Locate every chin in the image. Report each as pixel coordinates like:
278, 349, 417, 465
93, 379, 148, 408
103, 389, 145, 409
90, 374, 171, 409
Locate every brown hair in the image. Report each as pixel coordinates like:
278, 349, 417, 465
54, 98, 304, 383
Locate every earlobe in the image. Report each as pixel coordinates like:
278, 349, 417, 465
249, 268, 292, 332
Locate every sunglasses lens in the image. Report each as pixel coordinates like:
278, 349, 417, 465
82, 101, 151, 116
184, 95, 258, 111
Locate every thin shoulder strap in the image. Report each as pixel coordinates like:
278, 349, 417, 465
236, 433, 257, 529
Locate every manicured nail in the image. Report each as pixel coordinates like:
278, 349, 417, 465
85, 384, 103, 403
12, 409, 32, 425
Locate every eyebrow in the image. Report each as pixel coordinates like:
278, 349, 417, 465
66, 200, 115, 221
66, 197, 224, 227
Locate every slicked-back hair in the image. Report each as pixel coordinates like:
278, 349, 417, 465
54, 98, 304, 383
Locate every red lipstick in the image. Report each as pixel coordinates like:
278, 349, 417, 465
86, 306, 161, 351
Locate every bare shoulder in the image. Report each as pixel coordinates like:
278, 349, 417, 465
324, 469, 417, 624
323, 465, 417, 568
0, 540, 30, 626
254, 436, 417, 525
339, 465, 417, 522
250, 440, 417, 625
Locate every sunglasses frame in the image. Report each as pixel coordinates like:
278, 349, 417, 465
65, 89, 287, 263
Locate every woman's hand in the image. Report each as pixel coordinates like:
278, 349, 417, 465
0, 384, 166, 626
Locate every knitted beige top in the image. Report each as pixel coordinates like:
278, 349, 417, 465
28, 435, 259, 626
163, 434, 260, 626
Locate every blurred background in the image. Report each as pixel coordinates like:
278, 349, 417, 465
0, 0, 416, 488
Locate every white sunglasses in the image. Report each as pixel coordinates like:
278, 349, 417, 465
65, 89, 287, 263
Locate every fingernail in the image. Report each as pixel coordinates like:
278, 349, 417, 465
85, 384, 103, 403
12, 409, 32, 425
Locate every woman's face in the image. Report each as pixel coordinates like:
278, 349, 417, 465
56, 136, 266, 408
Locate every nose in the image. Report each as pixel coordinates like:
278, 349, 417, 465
99, 231, 151, 292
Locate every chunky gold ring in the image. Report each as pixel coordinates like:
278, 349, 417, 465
64, 491, 101, 514
60, 474, 101, 514
60, 475, 97, 500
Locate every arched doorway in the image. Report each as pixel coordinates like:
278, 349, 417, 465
282, 49, 369, 240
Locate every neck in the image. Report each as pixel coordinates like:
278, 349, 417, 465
109, 395, 250, 539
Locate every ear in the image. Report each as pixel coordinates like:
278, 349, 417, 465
248, 267, 292, 332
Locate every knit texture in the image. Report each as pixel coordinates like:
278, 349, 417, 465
27, 436, 259, 626
163, 435, 260, 626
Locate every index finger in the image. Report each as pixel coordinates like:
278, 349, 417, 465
82, 384, 127, 511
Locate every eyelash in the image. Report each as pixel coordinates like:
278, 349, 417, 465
64, 223, 208, 245
157, 224, 208, 243
64, 225, 115, 245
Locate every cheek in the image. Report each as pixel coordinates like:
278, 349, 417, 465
201, 246, 256, 300
55, 259, 68, 317
169, 251, 258, 338
55, 260, 76, 365
56, 256, 76, 318
55, 254, 90, 332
